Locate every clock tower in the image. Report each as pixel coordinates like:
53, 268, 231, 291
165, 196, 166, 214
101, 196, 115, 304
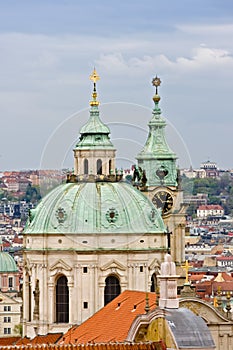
136, 76, 186, 269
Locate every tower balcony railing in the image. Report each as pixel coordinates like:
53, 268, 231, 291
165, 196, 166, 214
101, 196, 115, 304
66, 173, 124, 183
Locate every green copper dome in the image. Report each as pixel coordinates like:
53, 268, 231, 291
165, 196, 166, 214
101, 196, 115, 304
79, 108, 110, 135
24, 181, 165, 234
0, 252, 18, 272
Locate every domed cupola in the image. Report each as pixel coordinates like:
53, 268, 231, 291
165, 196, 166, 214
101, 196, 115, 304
0, 240, 17, 273
73, 69, 116, 176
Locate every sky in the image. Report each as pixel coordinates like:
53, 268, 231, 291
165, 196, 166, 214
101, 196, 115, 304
0, 0, 233, 171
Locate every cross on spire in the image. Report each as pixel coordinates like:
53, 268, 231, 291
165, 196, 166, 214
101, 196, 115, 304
181, 260, 192, 284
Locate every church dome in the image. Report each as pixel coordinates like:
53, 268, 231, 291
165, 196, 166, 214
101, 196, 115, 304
0, 252, 18, 272
24, 181, 165, 234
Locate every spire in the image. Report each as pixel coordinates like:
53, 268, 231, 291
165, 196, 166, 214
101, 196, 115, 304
73, 69, 116, 176
136, 75, 178, 187
89, 68, 100, 107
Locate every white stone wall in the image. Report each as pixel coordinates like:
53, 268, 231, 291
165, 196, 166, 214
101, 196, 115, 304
23, 232, 165, 338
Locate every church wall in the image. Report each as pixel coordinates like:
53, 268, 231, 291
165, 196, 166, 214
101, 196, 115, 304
23, 231, 165, 337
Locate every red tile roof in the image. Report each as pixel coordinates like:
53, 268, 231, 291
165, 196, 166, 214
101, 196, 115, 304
0, 337, 21, 346
217, 256, 233, 261
59, 290, 156, 344
15, 337, 31, 345
30, 333, 63, 345
13, 333, 63, 346
197, 205, 223, 210
0, 342, 165, 350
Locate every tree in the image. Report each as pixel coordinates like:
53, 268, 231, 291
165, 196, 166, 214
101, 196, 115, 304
23, 184, 41, 204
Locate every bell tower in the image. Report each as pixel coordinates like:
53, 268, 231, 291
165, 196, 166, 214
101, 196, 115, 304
73, 69, 116, 176
136, 76, 186, 269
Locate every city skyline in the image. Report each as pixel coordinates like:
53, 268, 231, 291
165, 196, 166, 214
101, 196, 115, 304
0, 1, 233, 170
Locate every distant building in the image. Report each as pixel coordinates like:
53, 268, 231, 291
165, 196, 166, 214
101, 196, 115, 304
0, 240, 22, 337
201, 161, 219, 178
0, 291, 22, 337
197, 205, 224, 219
184, 193, 208, 206
0, 240, 20, 294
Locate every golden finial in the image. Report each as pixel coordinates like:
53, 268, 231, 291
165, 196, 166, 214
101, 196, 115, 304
90, 68, 100, 84
89, 68, 100, 106
152, 75, 161, 103
152, 75, 161, 89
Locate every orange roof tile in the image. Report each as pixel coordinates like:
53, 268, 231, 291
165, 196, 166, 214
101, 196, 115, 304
0, 336, 21, 346
15, 337, 31, 345
190, 274, 205, 281
29, 333, 63, 345
0, 342, 165, 350
59, 290, 156, 344
198, 205, 224, 210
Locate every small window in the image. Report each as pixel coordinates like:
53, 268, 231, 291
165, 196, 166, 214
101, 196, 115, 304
4, 317, 11, 323
4, 306, 11, 312
84, 159, 88, 175
140, 266, 143, 272
9, 277, 13, 288
83, 267, 88, 273
83, 302, 88, 309
4, 328, 11, 334
97, 159, 102, 175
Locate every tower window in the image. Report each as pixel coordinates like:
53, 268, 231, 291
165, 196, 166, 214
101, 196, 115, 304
56, 275, 69, 323
83, 302, 88, 309
97, 159, 102, 175
84, 159, 88, 175
8, 277, 13, 288
140, 266, 143, 272
83, 267, 88, 273
104, 275, 121, 306
109, 159, 112, 174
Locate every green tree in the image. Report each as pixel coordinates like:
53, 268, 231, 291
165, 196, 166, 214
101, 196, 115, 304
23, 184, 41, 204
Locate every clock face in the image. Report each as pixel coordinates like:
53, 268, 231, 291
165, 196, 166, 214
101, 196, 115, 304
152, 191, 173, 215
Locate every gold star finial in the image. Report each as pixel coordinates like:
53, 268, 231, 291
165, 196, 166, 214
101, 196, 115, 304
152, 75, 161, 87
90, 68, 100, 84
152, 75, 161, 103
152, 75, 161, 94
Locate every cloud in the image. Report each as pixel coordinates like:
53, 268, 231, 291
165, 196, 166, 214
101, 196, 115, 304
0, 27, 232, 169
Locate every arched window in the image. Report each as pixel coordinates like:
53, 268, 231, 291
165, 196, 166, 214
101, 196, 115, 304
84, 159, 88, 175
150, 273, 157, 293
97, 159, 102, 175
56, 275, 69, 323
104, 275, 120, 305
109, 159, 112, 174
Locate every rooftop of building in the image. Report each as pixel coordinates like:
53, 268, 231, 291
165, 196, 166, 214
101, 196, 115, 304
59, 290, 156, 344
